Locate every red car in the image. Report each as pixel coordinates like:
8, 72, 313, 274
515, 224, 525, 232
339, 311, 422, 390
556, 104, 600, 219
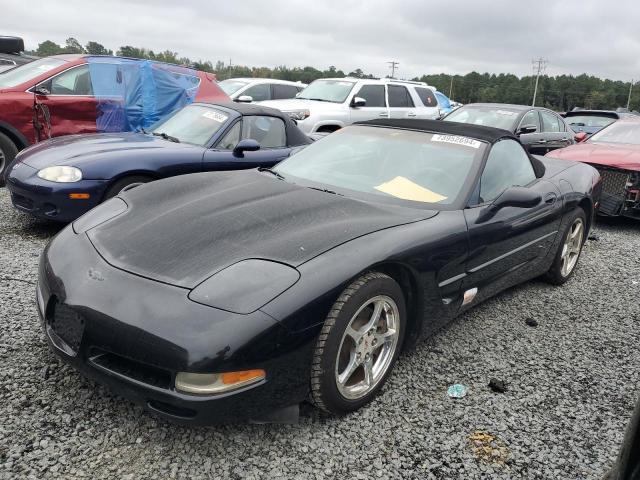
0, 55, 228, 182
546, 117, 640, 219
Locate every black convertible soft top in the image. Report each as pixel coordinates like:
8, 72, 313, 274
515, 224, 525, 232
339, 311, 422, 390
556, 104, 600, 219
356, 118, 516, 144
197, 101, 312, 147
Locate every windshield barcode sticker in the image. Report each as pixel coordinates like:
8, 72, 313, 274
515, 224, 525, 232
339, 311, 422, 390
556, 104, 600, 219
431, 134, 481, 149
202, 111, 228, 123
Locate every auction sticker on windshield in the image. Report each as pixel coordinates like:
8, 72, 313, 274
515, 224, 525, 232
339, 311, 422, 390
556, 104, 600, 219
202, 110, 228, 123
431, 134, 481, 149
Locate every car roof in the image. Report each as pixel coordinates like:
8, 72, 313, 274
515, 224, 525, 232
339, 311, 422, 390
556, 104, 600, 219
355, 118, 516, 143
461, 103, 535, 112
198, 101, 290, 117
223, 77, 305, 86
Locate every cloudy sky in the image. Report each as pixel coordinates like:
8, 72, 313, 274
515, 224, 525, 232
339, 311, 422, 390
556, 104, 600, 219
3, 0, 639, 81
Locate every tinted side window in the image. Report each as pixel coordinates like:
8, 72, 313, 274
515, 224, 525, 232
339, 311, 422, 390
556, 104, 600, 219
242, 116, 286, 148
243, 83, 270, 101
216, 121, 241, 149
45, 65, 93, 95
518, 110, 540, 132
355, 84, 386, 107
272, 84, 299, 100
479, 139, 536, 203
540, 110, 561, 132
388, 85, 414, 108
415, 87, 437, 107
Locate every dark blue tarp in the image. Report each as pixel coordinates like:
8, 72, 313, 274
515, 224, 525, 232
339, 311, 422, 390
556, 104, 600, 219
87, 57, 200, 133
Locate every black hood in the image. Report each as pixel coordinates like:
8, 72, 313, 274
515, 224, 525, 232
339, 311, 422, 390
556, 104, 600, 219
87, 170, 437, 288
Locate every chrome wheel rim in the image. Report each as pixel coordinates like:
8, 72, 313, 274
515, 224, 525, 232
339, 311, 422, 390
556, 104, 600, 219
560, 218, 584, 277
335, 295, 400, 400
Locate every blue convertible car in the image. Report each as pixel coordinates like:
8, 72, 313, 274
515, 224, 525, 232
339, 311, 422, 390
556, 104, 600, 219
6, 102, 311, 222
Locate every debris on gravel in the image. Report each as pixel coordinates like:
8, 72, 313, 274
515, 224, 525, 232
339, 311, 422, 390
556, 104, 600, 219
488, 378, 507, 393
1, 190, 639, 479
525, 317, 539, 327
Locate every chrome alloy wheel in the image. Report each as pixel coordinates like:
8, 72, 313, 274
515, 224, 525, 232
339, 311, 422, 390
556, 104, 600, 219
560, 217, 584, 277
334, 295, 400, 400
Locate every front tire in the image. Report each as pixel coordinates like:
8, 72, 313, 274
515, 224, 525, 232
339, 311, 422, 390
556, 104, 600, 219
544, 208, 586, 285
310, 272, 406, 414
0, 131, 19, 186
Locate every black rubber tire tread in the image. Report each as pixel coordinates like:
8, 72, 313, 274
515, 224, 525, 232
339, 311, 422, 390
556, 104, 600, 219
310, 271, 406, 415
0, 131, 19, 185
103, 175, 151, 201
544, 207, 587, 285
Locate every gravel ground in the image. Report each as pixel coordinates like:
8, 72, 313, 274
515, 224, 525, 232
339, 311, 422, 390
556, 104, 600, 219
1, 187, 639, 480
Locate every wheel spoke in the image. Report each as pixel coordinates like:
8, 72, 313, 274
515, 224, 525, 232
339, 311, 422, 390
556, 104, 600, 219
345, 324, 361, 343
373, 329, 396, 351
338, 354, 359, 385
363, 300, 385, 332
363, 359, 374, 387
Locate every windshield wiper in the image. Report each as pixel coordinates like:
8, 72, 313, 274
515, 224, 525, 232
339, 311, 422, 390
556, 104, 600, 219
298, 97, 331, 102
307, 186, 342, 196
258, 167, 285, 180
152, 132, 180, 143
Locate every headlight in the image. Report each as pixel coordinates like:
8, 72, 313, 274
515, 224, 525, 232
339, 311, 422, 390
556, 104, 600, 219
286, 109, 310, 121
188, 259, 300, 314
175, 370, 265, 395
37, 166, 82, 183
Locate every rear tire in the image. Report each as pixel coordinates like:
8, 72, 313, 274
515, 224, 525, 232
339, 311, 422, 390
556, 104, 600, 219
103, 176, 151, 200
310, 272, 406, 415
544, 208, 586, 285
0, 132, 19, 186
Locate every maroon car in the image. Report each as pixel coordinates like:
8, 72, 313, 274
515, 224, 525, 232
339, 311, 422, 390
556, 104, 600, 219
546, 118, 640, 219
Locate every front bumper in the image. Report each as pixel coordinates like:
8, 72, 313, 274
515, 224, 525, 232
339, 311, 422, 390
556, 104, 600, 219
37, 226, 313, 424
5, 162, 107, 222
592, 166, 640, 219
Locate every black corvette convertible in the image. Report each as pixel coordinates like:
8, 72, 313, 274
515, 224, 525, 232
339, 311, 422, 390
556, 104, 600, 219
37, 119, 601, 424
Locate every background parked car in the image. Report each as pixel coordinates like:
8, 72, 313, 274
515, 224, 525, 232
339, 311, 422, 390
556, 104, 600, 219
443, 103, 577, 155
218, 78, 306, 103
0, 54, 228, 183
546, 117, 640, 219
6, 102, 311, 222
562, 109, 636, 136
0, 36, 37, 73
259, 77, 440, 134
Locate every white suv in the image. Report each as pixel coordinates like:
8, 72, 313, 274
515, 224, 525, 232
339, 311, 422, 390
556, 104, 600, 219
259, 77, 440, 134
218, 78, 306, 102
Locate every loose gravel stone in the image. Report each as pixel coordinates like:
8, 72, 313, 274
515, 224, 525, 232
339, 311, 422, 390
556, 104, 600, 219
1, 189, 639, 479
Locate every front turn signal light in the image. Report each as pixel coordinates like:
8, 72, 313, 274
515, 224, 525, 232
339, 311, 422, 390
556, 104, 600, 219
175, 369, 265, 395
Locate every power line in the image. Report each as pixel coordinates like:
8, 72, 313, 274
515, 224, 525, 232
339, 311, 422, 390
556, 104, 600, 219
387, 61, 399, 79
531, 57, 548, 106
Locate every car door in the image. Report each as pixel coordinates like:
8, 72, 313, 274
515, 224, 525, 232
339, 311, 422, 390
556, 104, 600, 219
461, 139, 562, 307
349, 84, 389, 122
539, 109, 573, 152
387, 84, 416, 119
271, 83, 300, 100
516, 109, 547, 154
203, 115, 290, 170
34, 64, 99, 138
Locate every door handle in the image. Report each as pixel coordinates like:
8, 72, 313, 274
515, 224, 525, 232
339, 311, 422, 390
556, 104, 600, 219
379, 113, 389, 117
407, 113, 417, 117
537, 139, 547, 144
560, 137, 568, 141
544, 193, 557, 204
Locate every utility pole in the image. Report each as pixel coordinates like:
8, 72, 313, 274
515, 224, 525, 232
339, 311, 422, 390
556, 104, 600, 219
627, 79, 634, 109
387, 61, 399, 79
531, 57, 548, 106
449, 75, 454, 99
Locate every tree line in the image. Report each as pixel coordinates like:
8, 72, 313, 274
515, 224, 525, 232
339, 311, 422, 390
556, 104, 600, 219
27, 38, 639, 112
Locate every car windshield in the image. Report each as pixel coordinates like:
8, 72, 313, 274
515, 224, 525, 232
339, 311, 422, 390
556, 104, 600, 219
587, 121, 640, 145
0, 57, 66, 88
565, 114, 616, 128
297, 79, 355, 103
219, 79, 249, 96
151, 104, 230, 146
274, 126, 485, 206
444, 106, 520, 131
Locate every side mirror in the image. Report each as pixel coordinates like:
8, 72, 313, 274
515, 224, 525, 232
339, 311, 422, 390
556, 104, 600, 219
574, 131, 588, 143
34, 85, 50, 96
233, 138, 261, 157
477, 187, 541, 223
350, 96, 366, 108
235, 95, 253, 103
517, 124, 538, 135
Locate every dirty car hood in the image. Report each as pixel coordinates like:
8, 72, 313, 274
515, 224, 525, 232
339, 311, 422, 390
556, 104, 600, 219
87, 170, 437, 288
546, 142, 640, 171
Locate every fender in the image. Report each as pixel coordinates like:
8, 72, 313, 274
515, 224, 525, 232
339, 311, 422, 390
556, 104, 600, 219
0, 120, 30, 149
